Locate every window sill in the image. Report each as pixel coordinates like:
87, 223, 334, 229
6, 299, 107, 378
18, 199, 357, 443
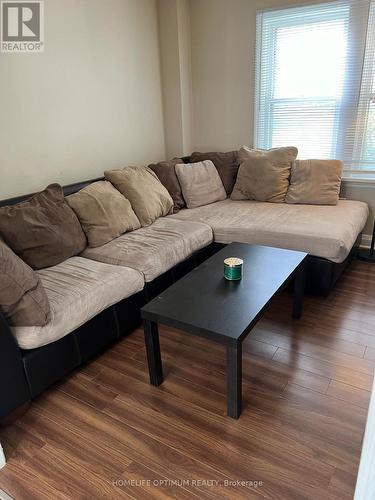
342, 177, 375, 187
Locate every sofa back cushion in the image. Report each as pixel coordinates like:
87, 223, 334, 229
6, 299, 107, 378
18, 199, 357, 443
105, 166, 174, 227
148, 158, 185, 213
231, 146, 298, 203
0, 184, 87, 269
190, 151, 239, 195
175, 160, 227, 209
285, 159, 343, 205
0, 240, 50, 326
66, 180, 141, 248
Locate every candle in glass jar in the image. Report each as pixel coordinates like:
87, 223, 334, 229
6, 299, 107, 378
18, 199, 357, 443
224, 257, 243, 281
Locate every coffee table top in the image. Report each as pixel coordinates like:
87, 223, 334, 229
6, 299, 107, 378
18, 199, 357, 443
141, 243, 307, 345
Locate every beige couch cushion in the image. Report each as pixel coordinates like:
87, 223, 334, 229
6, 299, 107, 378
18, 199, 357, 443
0, 240, 50, 327
175, 160, 227, 208
66, 180, 140, 247
189, 151, 239, 195
285, 159, 343, 205
0, 184, 86, 269
12, 257, 144, 350
82, 218, 213, 282
231, 146, 298, 203
148, 158, 185, 213
105, 166, 174, 227
171, 199, 368, 263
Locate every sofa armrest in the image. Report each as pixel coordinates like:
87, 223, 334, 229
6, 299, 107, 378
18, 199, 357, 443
0, 312, 31, 421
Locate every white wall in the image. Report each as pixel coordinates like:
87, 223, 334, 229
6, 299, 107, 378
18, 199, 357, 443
342, 181, 375, 238
177, 0, 193, 156
0, 0, 165, 199
189, 0, 339, 151
157, 0, 192, 158
189, 0, 375, 239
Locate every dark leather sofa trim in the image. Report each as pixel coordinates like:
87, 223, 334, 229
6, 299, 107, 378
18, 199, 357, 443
0, 313, 30, 420
0, 241, 222, 421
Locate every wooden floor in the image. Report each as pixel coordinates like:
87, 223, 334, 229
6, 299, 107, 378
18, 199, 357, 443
0, 260, 374, 499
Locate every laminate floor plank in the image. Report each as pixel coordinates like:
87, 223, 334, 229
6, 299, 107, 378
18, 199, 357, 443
364, 346, 375, 361
273, 347, 374, 390
0, 261, 373, 499
326, 380, 371, 409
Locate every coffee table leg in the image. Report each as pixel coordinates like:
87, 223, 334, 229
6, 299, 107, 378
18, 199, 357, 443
226, 343, 242, 419
293, 262, 306, 320
144, 320, 163, 386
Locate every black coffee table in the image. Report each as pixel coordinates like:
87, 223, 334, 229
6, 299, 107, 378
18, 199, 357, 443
141, 243, 307, 419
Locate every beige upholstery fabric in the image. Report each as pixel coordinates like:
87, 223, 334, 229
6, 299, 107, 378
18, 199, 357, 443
67, 181, 141, 247
82, 218, 213, 281
286, 160, 343, 205
105, 166, 174, 227
171, 199, 369, 263
189, 151, 239, 195
0, 240, 50, 326
175, 160, 227, 208
231, 146, 298, 203
148, 158, 185, 212
0, 184, 86, 269
13, 257, 144, 350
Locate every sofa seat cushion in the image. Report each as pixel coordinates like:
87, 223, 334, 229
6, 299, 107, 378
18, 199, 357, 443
12, 257, 144, 350
171, 199, 369, 263
81, 218, 213, 282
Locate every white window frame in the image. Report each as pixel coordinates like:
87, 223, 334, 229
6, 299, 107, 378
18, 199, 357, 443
254, 0, 375, 181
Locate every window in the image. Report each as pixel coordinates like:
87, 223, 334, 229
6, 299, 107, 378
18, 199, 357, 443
255, 0, 375, 178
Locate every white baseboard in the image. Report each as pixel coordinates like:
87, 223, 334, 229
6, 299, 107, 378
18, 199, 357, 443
0, 446, 12, 500
360, 234, 372, 249
0, 444, 5, 469
355, 377, 375, 500
0, 490, 13, 500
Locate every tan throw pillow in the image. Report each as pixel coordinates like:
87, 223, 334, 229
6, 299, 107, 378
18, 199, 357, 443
66, 181, 141, 248
105, 166, 174, 227
0, 240, 50, 326
190, 151, 239, 195
148, 158, 185, 213
285, 159, 343, 205
175, 160, 227, 209
231, 146, 298, 203
0, 184, 87, 269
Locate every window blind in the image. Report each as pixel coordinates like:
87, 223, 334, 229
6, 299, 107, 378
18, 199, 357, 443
255, 0, 375, 178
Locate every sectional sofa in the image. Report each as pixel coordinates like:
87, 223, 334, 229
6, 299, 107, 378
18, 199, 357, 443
0, 152, 369, 422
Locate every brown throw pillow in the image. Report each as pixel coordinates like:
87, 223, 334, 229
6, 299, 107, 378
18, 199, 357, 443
0, 184, 87, 269
190, 151, 239, 195
0, 240, 50, 326
105, 166, 174, 227
148, 158, 185, 213
175, 160, 227, 209
66, 181, 141, 248
285, 159, 343, 205
231, 146, 298, 203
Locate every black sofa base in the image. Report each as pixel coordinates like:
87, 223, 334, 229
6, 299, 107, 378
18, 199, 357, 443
0, 243, 223, 421
0, 238, 360, 423
304, 234, 360, 296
